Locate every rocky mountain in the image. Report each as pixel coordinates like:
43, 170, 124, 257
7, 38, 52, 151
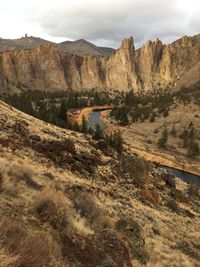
0, 100, 199, 267
0, 35, 115, 56
57, 39, 115, 56
0, 35, 51, 51
0, 34, 199, 94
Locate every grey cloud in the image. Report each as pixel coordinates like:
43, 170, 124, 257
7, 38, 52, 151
30, 0, 200, 48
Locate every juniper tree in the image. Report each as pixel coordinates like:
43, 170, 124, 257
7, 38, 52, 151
81, 115, 88, 133
158, 127, 168, 147
188, 140, 199, 158
94, 123, 104, 140
170, 125, 177, 137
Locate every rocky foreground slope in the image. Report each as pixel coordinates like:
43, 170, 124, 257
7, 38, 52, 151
0, 34, 199, 93
0, 100, 200, 267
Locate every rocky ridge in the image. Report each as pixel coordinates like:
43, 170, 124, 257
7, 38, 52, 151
0, 34, 199, 93
0, 36, 115, 56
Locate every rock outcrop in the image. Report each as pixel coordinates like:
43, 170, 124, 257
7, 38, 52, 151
0, 34, 199, 93
0, 44, 68, 93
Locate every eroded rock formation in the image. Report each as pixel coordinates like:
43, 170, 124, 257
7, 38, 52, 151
0, 34, 199, 93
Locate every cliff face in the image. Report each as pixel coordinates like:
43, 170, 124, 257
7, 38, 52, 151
0, 44, 68, 93
0, 34, 199, 94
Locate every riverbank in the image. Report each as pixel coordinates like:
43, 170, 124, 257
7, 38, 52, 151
127, 145, 200, 177
100, 110, 200, 177
67, 106, 112, 126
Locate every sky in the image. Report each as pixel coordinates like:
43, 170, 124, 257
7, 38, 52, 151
0, 0, 199, 48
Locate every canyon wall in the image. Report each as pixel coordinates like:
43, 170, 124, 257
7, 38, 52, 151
0, 44, 68, 93
0, 34, 199, 94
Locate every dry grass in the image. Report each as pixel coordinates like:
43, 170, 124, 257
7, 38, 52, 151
34, 189, 71, 230
0, 248, 20, 267
0, 158, 10, 190
70, 191, 112, 231
0, 216, 63, 267
33, 189, 93, 235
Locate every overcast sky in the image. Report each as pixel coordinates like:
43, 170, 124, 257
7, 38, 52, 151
0, 0, 199, 48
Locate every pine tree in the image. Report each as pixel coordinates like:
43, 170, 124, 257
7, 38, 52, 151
158, 127, 168, 147
149, 112, 156, 123
188, 124, 195, 139
72, 122, 80, 132
88, 127, 94, 135
170, 125, 176, 137
109, 130, 124, 153
59, 99, 68, 121
188, 140, 199, 158
81, 115, 88, 133
94, 123, 104, 140
121, 111, 129, 125
179, 128, 189, 148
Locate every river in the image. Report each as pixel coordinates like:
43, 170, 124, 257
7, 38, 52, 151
89, 110, 200, 187
164, 167, 200, 186
88, 111, 105, 130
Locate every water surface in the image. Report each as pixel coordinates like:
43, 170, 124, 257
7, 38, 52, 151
88, 111, 105, 130
165, 167, 200, 186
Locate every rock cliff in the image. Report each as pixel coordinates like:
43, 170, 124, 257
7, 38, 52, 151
0, 34, 199, 93
0, 44, 68, 93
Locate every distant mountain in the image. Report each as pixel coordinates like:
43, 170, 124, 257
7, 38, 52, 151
0, 35, 51, 51
57, 39, 115, 56
0, 35, 115, 56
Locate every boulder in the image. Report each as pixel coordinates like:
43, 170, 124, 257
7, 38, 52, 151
161, 172, 176, 188
141, 189, 162, 205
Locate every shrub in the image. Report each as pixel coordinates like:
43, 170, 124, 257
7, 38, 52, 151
70, 190, 110, 231
116, 218, 149, 264
34, 189, 70, 230
149, 112, 156, 122
7, 161, 42, 190
0, 217, 61, 267
188, 184, 200, 199
71, 191, 99, 220
119, 154, 149, 186
163, 109, 169, 117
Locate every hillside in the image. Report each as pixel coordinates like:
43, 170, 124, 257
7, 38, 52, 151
57, 39, 115, 56
0, 35, 115, 56
0, 100, 200, 266
0, 34, 199, 93
0, 36, 51, 51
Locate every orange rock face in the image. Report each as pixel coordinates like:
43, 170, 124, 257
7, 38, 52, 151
0, 34, 199, 93
0, 44, 68, 93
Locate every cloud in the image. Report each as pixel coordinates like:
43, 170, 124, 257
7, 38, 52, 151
0, 0, 199, 47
